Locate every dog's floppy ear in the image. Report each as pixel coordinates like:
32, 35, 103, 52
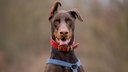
49, 1, 61, 21
68, 8, 83, 22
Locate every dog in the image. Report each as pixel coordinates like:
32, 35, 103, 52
44, 1, 84, 72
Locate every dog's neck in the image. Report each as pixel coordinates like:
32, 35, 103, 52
50, 47, 78, 63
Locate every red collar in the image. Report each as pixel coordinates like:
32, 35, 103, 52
50, 38, 79, 52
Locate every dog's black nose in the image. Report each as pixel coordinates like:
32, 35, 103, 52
60, 31, 68, 35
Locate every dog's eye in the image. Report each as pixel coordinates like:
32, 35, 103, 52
65, 18, 72, 28
65, 18, 72, 24
54, 19, 60, 24
69, 23, 72, 28
54, 19, 60, 27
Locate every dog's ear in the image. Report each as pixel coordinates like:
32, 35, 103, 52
49, 1, 61, 21
68, 8, 83, 22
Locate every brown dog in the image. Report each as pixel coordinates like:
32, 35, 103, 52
44, 1, 84, 72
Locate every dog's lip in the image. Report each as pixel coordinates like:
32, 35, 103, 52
56, 38, 70, 45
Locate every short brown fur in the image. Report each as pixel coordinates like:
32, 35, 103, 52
44, 1, 84, 72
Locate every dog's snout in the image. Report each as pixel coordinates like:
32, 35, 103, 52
60, 31, 68, 35
59, 23, 69, 35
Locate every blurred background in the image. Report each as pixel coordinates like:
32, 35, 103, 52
0, 0, 128, 72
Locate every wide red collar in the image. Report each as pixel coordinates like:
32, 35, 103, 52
50, 38, 79, 52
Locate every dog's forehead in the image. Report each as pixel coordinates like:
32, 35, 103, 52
52, 10, 74, 20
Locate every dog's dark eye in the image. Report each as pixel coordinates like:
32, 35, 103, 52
54, 19, 60, 27
54, 19, 60, 24
66, 18, 72, 24
69, 23, 72, 28
65, 18, 72, 28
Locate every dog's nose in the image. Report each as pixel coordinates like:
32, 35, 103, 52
60, 31, 68, 35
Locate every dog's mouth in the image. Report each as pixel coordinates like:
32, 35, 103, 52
56, 37, 71, 46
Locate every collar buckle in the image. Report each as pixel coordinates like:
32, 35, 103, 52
71, 64, 79, 72
71, 64, 78, 69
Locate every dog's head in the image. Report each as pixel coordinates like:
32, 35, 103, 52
49, 1, 83, 48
